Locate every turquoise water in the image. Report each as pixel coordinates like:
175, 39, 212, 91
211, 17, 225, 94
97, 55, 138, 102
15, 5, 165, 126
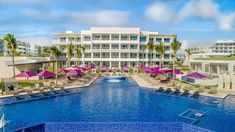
0, 78, 235, 131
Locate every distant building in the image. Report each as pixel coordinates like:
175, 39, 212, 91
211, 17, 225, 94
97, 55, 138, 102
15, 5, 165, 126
212, 40, 235, 54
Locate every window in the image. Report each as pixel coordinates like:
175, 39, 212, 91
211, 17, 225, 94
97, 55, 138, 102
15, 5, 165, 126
59, 37, 66, 42
93, 53, 100, 58
121, 35, 129, 40
140, 45, 145, 50
164, 38, 170, 43
130, 35, 138, 40
92, 35, 100, 40
164, 54, 170, 59
102, 53, 110, 58
130, 53, 137, 58
84, 36, 91, 41
111, 53, 119, 58
92, 44, 100, 49
156, 38, 162, 42
111, 44, 119, 49
101, 44, 110, 49
84, 53, 91, 58
149, 38, 154, 43
75, 37, 81, 42
130, 45, 137, 49
101, 34, 110, 40
121, 53, 129, 58
84, 45, 91, 50
140, 36, 146, 42
68, 37, 74, 42
121, 44, 129, 49
111, 34, 119, 40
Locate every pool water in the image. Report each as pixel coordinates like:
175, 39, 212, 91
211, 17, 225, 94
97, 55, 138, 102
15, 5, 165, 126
0, 78, 235, 131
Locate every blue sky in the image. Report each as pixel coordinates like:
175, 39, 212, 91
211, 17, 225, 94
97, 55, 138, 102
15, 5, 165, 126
0, 0, 235, 49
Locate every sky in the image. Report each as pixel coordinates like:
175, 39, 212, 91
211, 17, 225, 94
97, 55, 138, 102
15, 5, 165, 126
0, 0, 235, 51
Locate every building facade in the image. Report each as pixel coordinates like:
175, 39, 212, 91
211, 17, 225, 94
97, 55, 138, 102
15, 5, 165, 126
212, 40, 235, 54
52, 27, 176, 67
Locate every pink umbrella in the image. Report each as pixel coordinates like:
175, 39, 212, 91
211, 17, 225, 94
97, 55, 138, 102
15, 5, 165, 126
186, 72, 206, 78
36, 70, 55, 77
68, 69, 83, 74
58, 69, 69, 74
16, 71, 36, 78
168, 70, 184, 75
150, 70, 164, 75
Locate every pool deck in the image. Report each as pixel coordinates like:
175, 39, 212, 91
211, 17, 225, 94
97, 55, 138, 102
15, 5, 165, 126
131, 73, 234, 99
0, 76, 97, 99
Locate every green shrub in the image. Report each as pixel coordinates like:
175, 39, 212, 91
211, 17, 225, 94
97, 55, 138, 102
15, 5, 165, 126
129, 68, 134, 74
96, 68, 101, 73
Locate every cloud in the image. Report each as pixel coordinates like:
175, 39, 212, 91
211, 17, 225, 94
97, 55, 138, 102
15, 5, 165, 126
145, 0, 235, 31
21, 9, 131, 26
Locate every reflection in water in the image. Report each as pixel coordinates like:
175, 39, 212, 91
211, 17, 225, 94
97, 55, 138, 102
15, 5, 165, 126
108, 80, 122, 83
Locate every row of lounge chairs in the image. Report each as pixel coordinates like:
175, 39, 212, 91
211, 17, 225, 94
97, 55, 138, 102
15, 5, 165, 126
2, 73, 97, 96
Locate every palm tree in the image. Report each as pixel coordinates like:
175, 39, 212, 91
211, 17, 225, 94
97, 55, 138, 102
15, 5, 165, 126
40, 46, 50, 57
145, 42, 155, 66
171, 37, 182, 87
66, 43, 74, 67
3, 34, 18, 78
49, 46, 62, 85
75, 44, 85, 66
155, 41, 165, 68
185, 48, 192, 70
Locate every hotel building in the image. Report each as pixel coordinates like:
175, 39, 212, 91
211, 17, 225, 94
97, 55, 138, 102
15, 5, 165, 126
52, 27, 176, 68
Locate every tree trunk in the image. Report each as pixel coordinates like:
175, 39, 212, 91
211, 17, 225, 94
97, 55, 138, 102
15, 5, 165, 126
55, 59, 58, 85
188, 55, 190, 72
12, 51, 16, 78
172, 53, 176, 87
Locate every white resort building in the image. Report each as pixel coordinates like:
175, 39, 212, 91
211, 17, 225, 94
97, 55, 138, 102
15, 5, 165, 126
52, 27, 176, 68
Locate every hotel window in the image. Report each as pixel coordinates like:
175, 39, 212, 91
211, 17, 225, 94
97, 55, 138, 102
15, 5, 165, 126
130, 35, 138, 40
111, 34, 119, 40
75, 37, 81, 42
111, 53, 119, 58
121, 53, 129, 58
92, 35, 100, 40
121, 44, 129, 49
164, 38, 170, 43
59, 37, 66, 42
101, 44, 110, 49
121, 35, 129, 40
164, 46, 170, 51
140, 36, 146, 42
68, 37, 74, 42
156, 54, 160, 59
92, 44, 100, 49
164, 54, 170, 59
102, 53, 110, 58
84, 36, 91, 41
149, 38, 154, 43
111, 44, 119, 49
140, 45, 145, 50
93, 53, 100, 58
139, 53, 146, 59
101, 34, 110, 40
84, 53, 91, 58
156, 38, 162, 42
130, 45, 137, 50
84, 45, 91, 50
130, 53, 137, 58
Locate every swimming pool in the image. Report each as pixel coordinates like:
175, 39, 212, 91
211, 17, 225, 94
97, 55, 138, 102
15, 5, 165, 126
0, 77, 235, 131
